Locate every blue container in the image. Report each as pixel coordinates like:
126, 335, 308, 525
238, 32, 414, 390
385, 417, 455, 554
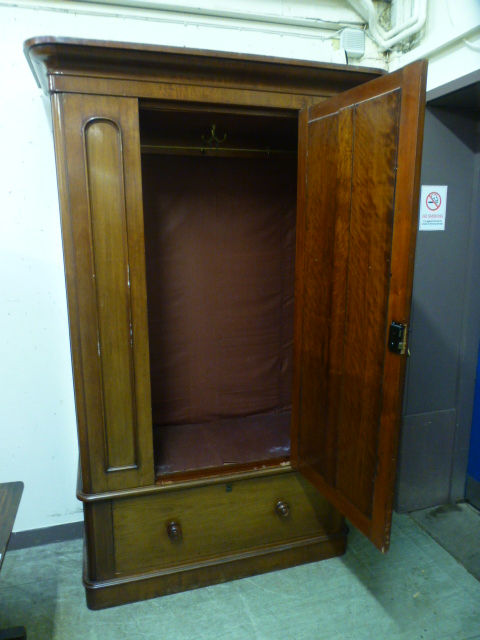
467, 343, 480, 484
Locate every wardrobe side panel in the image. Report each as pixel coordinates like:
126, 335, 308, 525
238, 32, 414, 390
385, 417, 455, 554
52, 93, 154, 493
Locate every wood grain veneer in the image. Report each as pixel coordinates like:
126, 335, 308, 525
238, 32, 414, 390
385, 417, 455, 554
56, 93, 154, 494
293, 60, 427, 551
112, 472, 342, 575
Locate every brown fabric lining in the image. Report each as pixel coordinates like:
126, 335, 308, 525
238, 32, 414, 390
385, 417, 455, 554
142, 154, 297, 426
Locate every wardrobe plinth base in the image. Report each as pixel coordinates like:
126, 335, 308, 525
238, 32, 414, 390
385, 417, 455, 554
83, 529, 348, 610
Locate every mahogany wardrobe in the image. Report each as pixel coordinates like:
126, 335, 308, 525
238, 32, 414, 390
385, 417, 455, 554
25, 37, 426, 609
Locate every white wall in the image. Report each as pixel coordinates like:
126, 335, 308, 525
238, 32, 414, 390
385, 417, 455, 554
390, 0, 480, 98
1, 0, 478, 533
1, 10, 80, 532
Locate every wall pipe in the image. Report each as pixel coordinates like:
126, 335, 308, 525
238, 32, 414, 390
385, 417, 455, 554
74, 0, 365, 31
348, 0, 428, 51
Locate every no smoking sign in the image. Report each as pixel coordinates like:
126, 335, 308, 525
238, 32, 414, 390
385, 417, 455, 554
426, 191, 441, 210
419, 185, 447, 231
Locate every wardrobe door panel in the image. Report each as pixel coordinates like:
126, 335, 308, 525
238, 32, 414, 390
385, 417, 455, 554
54, 94, 154, 493
293, 61, 427, 551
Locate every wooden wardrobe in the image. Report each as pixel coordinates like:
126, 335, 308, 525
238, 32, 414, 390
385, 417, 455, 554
24, 37, 427, 609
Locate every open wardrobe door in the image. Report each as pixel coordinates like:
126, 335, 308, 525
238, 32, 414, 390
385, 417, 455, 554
292, 60, 427, 551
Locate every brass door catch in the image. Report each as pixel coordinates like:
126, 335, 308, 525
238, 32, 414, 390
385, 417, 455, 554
388, 322, 407, 355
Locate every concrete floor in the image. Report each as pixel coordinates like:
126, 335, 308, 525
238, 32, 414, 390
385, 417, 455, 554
1, 513, 479, 640
411, 502, 480, 582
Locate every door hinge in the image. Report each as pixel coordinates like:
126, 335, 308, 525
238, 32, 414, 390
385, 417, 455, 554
388, 322, 407, 355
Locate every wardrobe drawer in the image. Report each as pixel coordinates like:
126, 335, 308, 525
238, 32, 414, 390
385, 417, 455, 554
112, 472, 342, 575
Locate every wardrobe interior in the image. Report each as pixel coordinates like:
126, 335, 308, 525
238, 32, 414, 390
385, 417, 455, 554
139, 106, 300, 480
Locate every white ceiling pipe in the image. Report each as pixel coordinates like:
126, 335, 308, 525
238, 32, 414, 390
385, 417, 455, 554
346, 0, 373, 22
348, 0, 427, 50
351, 0, 421, 40
74, 0, 366, 30
370, 0, 427, 49
374, 0, 424, 39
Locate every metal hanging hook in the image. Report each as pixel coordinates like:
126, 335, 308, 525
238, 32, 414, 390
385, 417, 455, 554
201, 124, 227, 150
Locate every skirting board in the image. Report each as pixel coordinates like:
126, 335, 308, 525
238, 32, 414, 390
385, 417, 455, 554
8, 521, 84, 551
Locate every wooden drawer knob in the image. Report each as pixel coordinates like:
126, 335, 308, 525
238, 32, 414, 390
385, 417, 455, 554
167, 521, 182, 541
275, 501, 290, 518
